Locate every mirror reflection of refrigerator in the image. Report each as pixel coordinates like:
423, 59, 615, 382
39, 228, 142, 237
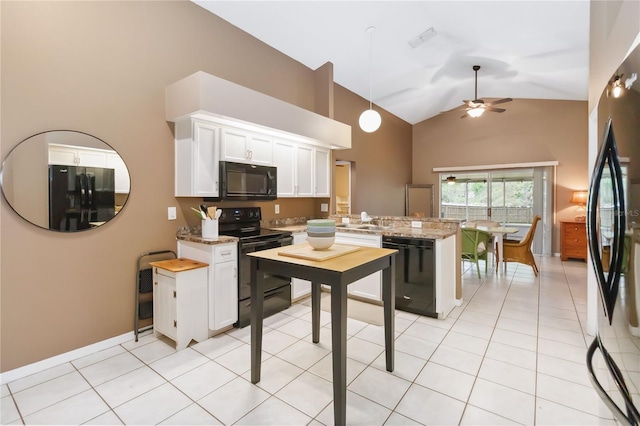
586, 119, 640, 424
48, 164, 115, 231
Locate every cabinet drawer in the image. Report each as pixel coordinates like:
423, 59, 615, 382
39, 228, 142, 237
564, 227, 585, 239
214, 244, 237, 263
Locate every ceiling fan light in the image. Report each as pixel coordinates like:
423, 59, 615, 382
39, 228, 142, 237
359, 108, 382, 132
467, 107, 484, 118
446, 175, 456, 185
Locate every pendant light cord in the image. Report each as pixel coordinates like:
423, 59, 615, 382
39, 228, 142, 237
367, 26, 375, 110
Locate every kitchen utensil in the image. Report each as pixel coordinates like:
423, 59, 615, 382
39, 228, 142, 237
215, 209, 222, 219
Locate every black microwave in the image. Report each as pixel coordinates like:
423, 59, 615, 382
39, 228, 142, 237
218, 161, 278, 201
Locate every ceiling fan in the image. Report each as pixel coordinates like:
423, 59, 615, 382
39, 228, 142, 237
446, 65, 513, 118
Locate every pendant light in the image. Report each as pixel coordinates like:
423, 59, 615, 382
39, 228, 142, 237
359, 26, 381, 133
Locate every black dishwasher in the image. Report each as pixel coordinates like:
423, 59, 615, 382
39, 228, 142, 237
382, 236, 436, 318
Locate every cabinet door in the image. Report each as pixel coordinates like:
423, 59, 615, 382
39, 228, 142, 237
273, 139, 296, 197
154, 272, 177, 339
221, 128, 250, 163
249, 133, 273, 165
49, 145, 79, 165
78, 149, 108, 167
292, 233, 311, 299
314, 147, 330, 197
212, 261, 238, 330
295, 145, 314, 197
192, 121, 220, 197
106, 153, 130, 194
335, 233, 382, 301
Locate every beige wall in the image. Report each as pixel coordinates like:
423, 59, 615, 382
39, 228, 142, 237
412, 99, 588, 253
333, 84, 413, 216
0, 1, 413, 372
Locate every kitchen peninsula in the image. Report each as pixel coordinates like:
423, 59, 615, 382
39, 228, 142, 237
264, 214, 462, 319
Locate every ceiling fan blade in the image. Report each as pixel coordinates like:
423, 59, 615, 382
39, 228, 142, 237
486, 97, 513, 106
486, 107, 506, 113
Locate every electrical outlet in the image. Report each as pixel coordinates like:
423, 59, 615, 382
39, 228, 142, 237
342, 217, 350, 224
168, 207, 177, 220
411, 221, 422, 228
321, 203, 328, 212
275, 204, 280, 214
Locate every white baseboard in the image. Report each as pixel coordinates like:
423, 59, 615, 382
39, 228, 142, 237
1, 331, 135, 384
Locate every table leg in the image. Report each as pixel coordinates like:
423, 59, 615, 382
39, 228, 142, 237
382, 257, 395, 372
250, 258, 264, 384
331, 283, 348, 426
311, 281, 321, 343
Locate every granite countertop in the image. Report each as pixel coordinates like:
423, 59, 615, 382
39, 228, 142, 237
176, 234, 239, 245
264, 224, 457, 240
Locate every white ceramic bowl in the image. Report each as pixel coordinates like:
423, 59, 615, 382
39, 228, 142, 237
307, 235, 335, 250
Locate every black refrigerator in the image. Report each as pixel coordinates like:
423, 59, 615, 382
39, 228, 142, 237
48, 164, 115, 231
586, 118, 640, 424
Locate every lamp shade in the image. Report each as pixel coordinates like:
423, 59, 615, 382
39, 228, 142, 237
359, 109, 382, 133
570, 190, 588, 205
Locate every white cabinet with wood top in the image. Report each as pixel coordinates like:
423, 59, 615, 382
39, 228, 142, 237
150, 258, 209, 350
177, 241, 239, 334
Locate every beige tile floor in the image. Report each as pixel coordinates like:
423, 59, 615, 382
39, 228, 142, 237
1, 256, 618, 425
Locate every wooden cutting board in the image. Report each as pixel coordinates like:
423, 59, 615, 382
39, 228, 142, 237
279, 243, 361, 261
149, 258, 209, 272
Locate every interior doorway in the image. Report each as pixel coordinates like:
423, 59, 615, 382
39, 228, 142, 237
335, 161, 351, 214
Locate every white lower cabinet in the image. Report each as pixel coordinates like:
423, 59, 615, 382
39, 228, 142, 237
177, 241, 238, 334
335, 232, 382, 302
152, 260, 209, 350
291, 233, 311, 300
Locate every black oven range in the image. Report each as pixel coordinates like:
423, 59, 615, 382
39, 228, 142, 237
217, 207, 293, 327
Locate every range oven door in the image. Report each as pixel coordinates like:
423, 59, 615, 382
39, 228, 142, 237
236, 235, 293, 327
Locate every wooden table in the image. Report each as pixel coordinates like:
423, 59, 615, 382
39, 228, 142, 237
248, 244, 397, 426
486, 226, 520, 273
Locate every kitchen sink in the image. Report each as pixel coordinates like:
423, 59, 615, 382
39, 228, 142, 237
335, 223, 390, 231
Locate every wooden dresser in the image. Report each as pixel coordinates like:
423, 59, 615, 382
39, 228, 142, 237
561, 221, 587, 261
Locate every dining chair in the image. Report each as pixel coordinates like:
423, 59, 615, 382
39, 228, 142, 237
461, 228, 493, 279
502, 215, 541, 276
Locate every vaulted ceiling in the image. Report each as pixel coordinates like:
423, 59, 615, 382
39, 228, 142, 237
194, 1, 591, 124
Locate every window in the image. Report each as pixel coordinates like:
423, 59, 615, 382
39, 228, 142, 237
441, 169, 534, 224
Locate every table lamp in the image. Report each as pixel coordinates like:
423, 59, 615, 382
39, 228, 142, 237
570, 190, 588, 222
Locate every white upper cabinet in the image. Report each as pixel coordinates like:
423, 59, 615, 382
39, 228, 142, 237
106, 153, 130, 194
295, 144, 314, 197
49, 144, 107, 168
272, 139, 296, 196
221, 127, 272, 166
314, 147, 330, 197
175, 118, 220, 197
273, 139, 323, 198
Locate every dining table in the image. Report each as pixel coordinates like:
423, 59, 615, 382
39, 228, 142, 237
486, 226, 520, 273
248, 243, 397, 426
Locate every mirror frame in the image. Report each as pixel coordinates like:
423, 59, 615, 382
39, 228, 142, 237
405, 184, 434, 218
1, 130, 130, 232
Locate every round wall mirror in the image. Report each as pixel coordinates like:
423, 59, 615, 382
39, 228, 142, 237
1, 130, 131, 232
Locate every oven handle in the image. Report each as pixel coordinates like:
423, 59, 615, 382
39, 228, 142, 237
383, 241, 419, 250
242, 236, 292, 249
